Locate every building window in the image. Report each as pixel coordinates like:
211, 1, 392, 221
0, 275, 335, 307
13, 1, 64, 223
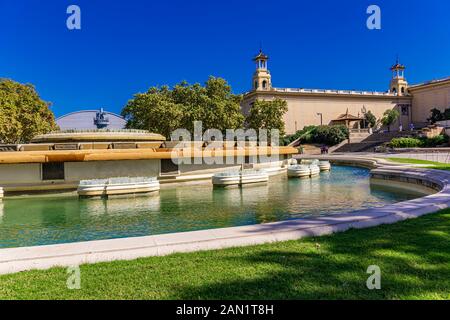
400, 105, 410, 116
254, 81, 258, 89
42, 162, 65, 180
401, 87, 405, 94
392, 88, 397, 94
262, 80, 267, 89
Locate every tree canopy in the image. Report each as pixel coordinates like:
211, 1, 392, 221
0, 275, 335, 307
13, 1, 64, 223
0, 79, 58, 143
381, 109, 400, 132
427, 107, 450, 124
121, 77, 245, 138
365, 111, 377, 128
245, 98, 288, 136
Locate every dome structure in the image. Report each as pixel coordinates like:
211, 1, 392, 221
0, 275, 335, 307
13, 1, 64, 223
56, 108, 126, 131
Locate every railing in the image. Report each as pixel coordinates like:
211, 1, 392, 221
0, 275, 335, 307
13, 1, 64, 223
273, 88, 395, 96
49, 129, 150, 134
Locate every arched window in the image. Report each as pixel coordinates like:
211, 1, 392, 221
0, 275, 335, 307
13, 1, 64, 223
392, 87, 397, 94
401, 87, 405, 94
254, 81, 258, 89
262, 80, 267, 89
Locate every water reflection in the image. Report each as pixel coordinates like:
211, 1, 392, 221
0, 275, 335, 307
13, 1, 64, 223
0, 166, 426, 248
79, 194, 161, 217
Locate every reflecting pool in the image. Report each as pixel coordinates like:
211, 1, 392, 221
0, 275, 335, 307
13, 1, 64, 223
0, 166, 427, 248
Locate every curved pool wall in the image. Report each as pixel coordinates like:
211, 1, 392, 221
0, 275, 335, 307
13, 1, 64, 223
1, 157, 450, 274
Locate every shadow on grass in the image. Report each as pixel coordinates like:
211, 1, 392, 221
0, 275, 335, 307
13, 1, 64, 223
1, 212, 450, 300
172, 212, 450, 299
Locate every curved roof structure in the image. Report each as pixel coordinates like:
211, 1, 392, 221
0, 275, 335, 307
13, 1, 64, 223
56, 109, 126, 130
31, 130, 166, 143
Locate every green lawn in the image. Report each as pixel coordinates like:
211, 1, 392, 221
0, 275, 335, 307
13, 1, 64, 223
1, 210, 450, 300
386, 157, 450, 171
386, 157, 445, 165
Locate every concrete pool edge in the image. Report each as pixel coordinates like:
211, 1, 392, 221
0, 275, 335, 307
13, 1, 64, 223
1, 156, 449, 275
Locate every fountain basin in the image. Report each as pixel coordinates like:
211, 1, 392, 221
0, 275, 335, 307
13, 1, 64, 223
287, 165, 311, 178
319, 161, 331, 171
309, 164, 321, 176
212, 170, 269, 187
78, 177, 160, 197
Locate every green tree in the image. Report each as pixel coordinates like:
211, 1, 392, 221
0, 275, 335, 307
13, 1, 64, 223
364, 110, 377, 128
0, 79, 57, 143
246, 98, 288, 136
443, 108, 450, 120
381, 109, 400, 132
122, 87, 185, 138
121, 77, 244, 138
428, 108, 444, 124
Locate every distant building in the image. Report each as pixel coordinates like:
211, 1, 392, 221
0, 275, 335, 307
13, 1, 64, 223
56, 108, 126, 130
241, 50, 450, 134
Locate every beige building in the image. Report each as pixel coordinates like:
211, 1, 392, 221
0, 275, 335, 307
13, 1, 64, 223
242, 50, 450, 134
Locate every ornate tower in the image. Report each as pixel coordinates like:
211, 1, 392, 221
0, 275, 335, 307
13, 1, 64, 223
389, 58, 408, 96
252, 49, 272, 91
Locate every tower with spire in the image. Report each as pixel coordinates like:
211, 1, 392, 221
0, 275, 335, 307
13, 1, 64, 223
389, 57, 408, 96
252, 49, 272, 91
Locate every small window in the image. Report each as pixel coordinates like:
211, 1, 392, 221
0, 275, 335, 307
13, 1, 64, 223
262, 80, 267, 89
392, 88, 397, 93
42, 162, 65, 180
401, 105, 410, 116
254, 81, 258, 89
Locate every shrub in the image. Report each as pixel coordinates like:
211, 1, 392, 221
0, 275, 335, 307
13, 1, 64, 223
389, 135, 449, 148
389, 137, 424, 148
422, 135, 449, 147
281, 125, 316, 145
282, 125, 349, 146
311, 125, 349, 146
282, 125, 348, 146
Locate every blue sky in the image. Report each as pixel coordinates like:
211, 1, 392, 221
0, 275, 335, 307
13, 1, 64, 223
1, 0, 449, 117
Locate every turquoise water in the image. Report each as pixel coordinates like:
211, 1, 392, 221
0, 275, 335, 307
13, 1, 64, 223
0, 166, 425, 248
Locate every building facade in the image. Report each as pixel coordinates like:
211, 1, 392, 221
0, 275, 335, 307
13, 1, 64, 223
241, 51, 450, 135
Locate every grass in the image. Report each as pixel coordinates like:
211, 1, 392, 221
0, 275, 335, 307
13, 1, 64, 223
1, 209, 450, 300
386, 157, 450, 171
386, 157, 444, 165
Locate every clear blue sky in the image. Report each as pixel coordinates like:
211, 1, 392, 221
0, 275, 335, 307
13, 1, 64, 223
1, 0, 449, 117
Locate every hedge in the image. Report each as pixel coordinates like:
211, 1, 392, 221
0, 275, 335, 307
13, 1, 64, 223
389, 135, 449, 148
282, 125, 349, 146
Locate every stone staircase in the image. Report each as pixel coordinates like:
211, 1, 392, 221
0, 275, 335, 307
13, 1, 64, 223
333, 131, 417, 153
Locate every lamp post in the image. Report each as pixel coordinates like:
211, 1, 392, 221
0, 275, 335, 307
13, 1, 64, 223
317, 113, 323, 126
